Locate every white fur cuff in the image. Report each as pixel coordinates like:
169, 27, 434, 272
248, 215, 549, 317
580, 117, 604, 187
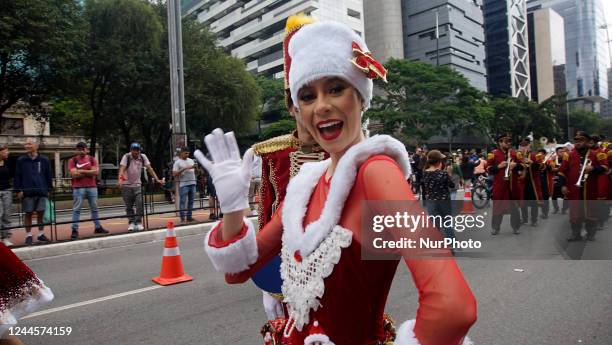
204, 218, 258, 274
395, 319, 474, 345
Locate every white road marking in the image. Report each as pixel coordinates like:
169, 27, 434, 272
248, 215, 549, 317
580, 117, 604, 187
22, 285, 163, 319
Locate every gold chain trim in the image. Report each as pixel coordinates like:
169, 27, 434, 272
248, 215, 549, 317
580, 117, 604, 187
252, 134, 300, 155
289, 151, 326, 178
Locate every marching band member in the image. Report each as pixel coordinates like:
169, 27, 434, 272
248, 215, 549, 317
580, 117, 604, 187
517, 137, 543, 227
487, 133, 522, 235
558, 132, 609, 241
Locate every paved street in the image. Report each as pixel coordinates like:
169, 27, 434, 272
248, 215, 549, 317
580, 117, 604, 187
13, 210, 612, 345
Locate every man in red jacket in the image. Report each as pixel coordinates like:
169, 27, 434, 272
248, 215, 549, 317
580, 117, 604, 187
558, 131, 609, 241
487, 133, 522, 235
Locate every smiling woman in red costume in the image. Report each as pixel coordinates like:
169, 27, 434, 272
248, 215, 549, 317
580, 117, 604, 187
195, 17, 476, 345
1, 242, 54, 344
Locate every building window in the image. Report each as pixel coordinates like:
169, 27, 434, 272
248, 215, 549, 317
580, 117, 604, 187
577, 79, 584, 97
347, 8, 361, 20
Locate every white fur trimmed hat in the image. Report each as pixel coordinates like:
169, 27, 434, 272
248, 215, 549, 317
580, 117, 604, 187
288, 20, 387, 112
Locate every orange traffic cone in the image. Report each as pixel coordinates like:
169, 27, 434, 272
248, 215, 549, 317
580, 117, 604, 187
152, 221, 193, 286
461, 188, 476, 214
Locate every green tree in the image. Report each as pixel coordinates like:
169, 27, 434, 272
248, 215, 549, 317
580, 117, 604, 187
261, 119, 296, 140
79, 0, 163, 153
255, 75, 289, 122
568, 109, 602, 135
488, 96, 560, 143
597, 118, 612, 138
0, 0, 84, 127
369, 59, 493, 146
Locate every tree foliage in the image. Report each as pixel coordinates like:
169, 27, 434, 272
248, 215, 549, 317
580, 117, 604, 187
488, 96, 561, 143
568, 109, 602, 135
0, 0, 85, 127
33, 0, 260, 170
261, 119, 296, 140
255, 75, 289, 122
369, 59, 493, 146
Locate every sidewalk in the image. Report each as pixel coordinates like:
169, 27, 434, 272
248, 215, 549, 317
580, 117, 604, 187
11, 209, 249, 260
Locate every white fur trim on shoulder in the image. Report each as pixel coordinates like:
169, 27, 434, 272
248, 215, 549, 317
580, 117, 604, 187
204, 218, 258, 274
282, 135, 410, 257
395, 319, 474, 345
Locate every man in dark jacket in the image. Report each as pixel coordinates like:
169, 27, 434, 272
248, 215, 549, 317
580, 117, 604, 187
14, 138, 53, 245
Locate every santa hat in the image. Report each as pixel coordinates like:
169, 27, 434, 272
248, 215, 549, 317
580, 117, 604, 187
304, 320, 334, 345
283, 14, 315, 109
288, 20, 387, 112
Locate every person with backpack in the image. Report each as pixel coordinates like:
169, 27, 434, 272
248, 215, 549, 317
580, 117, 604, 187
68, 142, 109, 240
118, 143, 163, 231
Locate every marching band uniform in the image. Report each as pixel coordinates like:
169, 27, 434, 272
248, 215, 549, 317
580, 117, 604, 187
590, 136, 609, 230
558, 132, 609, 241
540, 151, 556, 218
487, 134, 523, 234
519, 148, 543, 226
550, 149, 568, 214
200, 19, 475, 345
0, 242, 54, 335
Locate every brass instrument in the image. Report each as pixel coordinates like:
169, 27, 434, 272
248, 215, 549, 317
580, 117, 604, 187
575, 155, 591, 187
504, 151, 511, 180
543, 151, 554, 164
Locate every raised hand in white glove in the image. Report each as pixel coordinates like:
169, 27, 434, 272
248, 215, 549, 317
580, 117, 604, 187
262, 291, 285, 320
194, 128, 255, 214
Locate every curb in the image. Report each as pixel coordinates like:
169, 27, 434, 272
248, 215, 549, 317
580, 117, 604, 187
13, 217, 259, 261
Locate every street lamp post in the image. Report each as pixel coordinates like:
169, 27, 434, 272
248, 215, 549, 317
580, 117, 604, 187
167, 0, 186, 214
435, 9, 440, 66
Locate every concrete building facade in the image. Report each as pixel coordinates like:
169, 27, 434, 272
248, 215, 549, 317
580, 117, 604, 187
363, 0, 405, 62
527, 8, 566, 103
400, 0, 488, 91
483, 0, 532, 99
184, 0, 365, 78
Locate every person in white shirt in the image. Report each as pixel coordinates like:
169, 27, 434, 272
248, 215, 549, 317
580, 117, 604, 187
173, 147, 197, 223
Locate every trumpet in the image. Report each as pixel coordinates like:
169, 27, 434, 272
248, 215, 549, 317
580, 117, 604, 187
575, 155, 591, 187
543, 151, 554, 164
504, 151, 511, 180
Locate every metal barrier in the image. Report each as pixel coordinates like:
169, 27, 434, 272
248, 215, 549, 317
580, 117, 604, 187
0, 182, 251, 247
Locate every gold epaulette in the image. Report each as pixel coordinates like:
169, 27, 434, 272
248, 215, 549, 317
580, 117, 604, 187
252, 134, 300, 156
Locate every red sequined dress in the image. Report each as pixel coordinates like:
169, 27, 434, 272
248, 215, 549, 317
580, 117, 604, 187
204, 136, 477, 345
0, 243, 54, 334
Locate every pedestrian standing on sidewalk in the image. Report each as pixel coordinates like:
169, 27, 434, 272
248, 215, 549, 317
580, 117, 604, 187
0, 145, 13, 246
14, 138, 52, 245
68, 142, 109, 240
172, 147, 197, 223
118, 143, 163, 232
421, 150, 456, 241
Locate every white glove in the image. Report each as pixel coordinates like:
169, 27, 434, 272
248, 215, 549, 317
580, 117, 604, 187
262, 291, 284, 320
194, 128, 255, 214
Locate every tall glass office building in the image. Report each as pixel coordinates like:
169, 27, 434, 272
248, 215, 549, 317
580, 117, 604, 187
527, 0, 610, 107
483, 0, 531, 99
